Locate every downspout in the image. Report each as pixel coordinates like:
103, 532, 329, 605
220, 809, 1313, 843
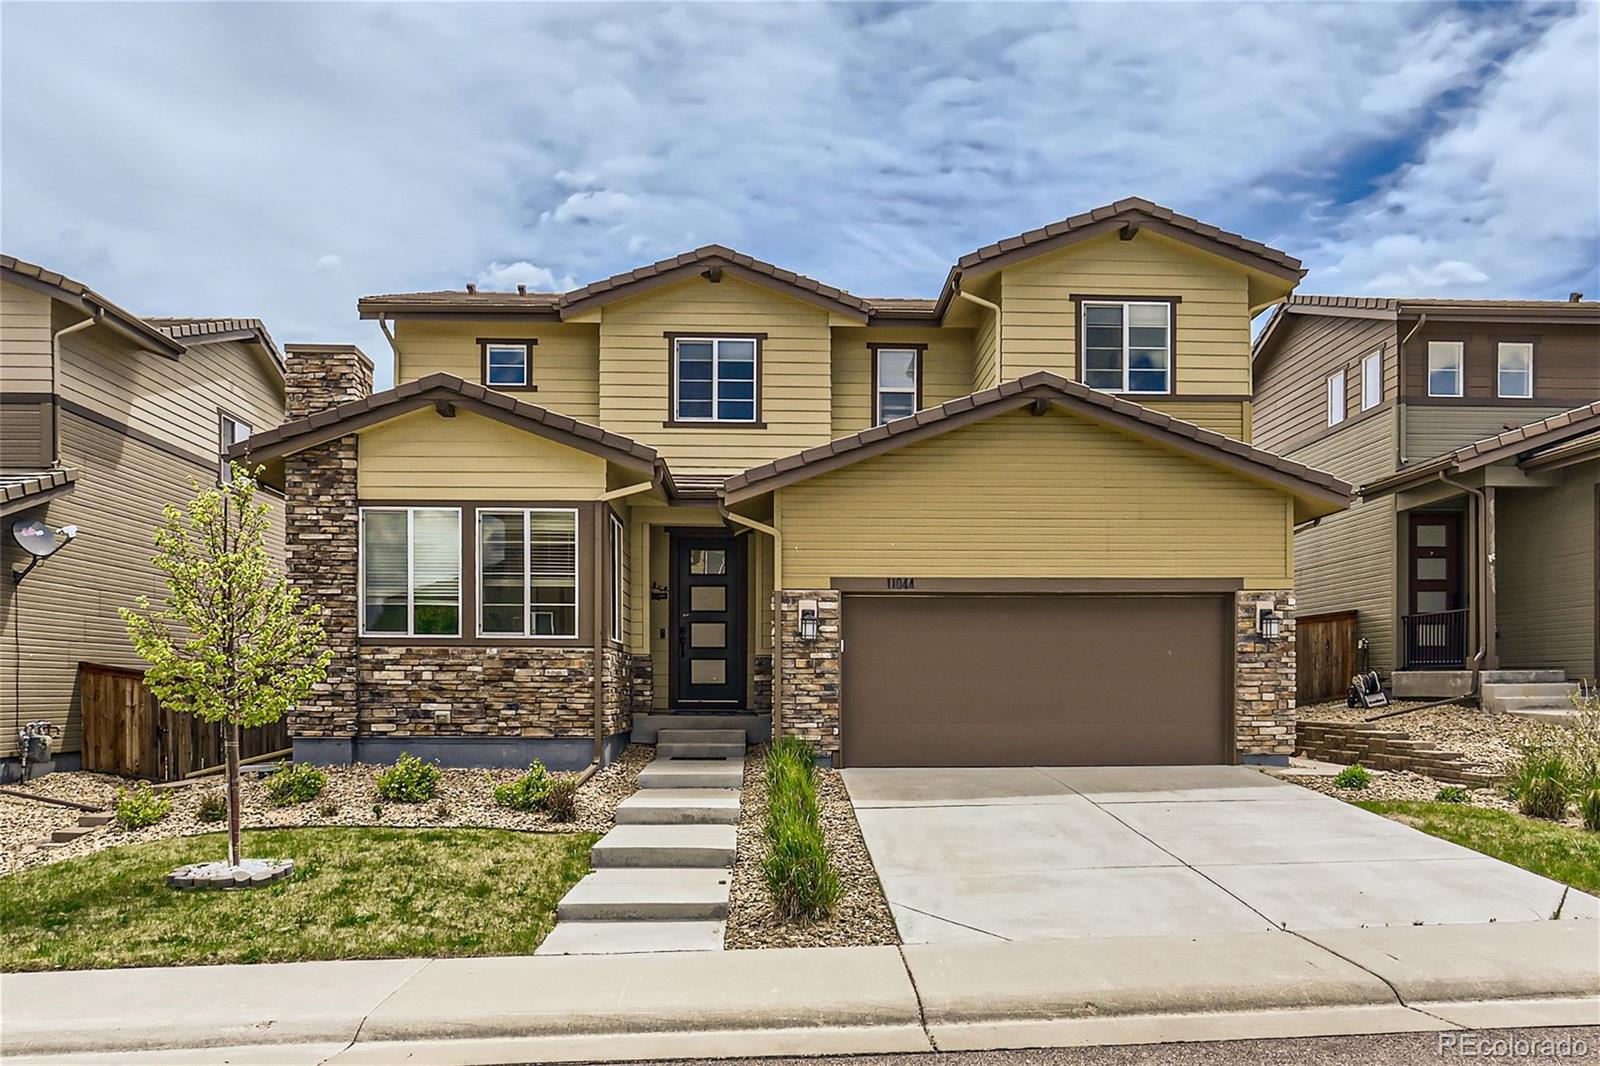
590, 477, 658, 767
1439, 469, 1489, 697
376, 315, 400, 374
50, 314, 100, 465
956, 285, 1002, 383
720, 503, 782, 740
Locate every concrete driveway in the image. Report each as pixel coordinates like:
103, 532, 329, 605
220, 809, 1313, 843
842, 765, 1599, 944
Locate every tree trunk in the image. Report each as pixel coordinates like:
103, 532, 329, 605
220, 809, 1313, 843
225, 724, 242, 867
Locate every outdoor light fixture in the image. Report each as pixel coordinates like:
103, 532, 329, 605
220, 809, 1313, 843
1256, 604, 1282, 642
10, 519, 79, 585
798, 598, 820, 641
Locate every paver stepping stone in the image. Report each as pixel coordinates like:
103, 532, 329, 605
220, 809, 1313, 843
590, 824, 737, 868
638, 757, 743, 790
536, 918, 727, 955
557, 868, 731, 920
616, 788, 741, 825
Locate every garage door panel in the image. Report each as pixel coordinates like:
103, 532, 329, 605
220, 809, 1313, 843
842, 595, 1230, 767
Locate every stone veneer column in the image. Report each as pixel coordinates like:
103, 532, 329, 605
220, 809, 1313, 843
1234, 590, 1297, 763
777, 590, 842, 762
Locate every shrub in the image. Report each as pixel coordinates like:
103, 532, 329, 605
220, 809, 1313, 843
1434, 785, 1471, 804
266, 762, 327, 806
115, 784, 172, 829
375, 753, 442, 803
1579, 779, 1600, 832
545, 777, 579, 823
493, 762, 554, 812
761, 741, 840, 922
196, 791, 228, 823
1332, 764, 1371, 790
1504, 741, 1570, 820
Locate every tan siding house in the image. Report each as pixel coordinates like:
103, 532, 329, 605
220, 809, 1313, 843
247, 197, 1348, 771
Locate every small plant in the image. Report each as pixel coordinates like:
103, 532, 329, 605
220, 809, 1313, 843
432, 801, 450, 820
1434, 785, 1471, 804
493, 762, 554, 811
115, 784, 173, 829
317, 800, 340, 818
761, 739, 840, 922
266, 762, 327, 806
1504, 741, 1570, 821
371, 802, 383, 820
545, 777, 579, 823
1577, 774, 1600, 832
375, 753, 442, 803
196, 791, 228, 823
1332, 764, 1371, 790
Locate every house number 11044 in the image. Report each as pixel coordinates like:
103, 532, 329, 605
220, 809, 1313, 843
886, 577, 916, 590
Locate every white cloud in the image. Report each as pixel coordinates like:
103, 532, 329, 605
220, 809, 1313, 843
476, 261, 578, 293
313, 253, 342, 271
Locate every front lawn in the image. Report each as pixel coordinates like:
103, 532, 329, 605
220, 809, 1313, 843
0, 827, 596, 971
1357, 800, 1600, 896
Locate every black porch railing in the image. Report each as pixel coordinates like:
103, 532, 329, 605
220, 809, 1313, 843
1401, 608, 1469, 669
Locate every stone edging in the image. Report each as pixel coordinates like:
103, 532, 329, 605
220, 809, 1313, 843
1296, 720, 1500, 787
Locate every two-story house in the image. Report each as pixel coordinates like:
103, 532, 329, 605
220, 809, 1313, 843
0, 255, 288, 781
236, 198, 1351, 770
1252, 295, 1600, 707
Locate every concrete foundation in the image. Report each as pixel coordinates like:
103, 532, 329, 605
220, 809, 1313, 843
1391, 670, 1473, 698
293, 733, 629, 772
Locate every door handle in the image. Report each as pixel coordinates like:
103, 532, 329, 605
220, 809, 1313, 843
678, 625, 686, 657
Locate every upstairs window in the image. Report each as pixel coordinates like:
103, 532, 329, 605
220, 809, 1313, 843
1427, 341, 1464, 397
478, 508, 578, 638
1497, 342, 1533, 398
672, 336, 758, 422
1361, 350, 1383, 411
218, 412, 251, 483
873, 347, 920, 425
360, 507, 461, 637
1327, 370, 1347, 426
1080, 300, 1171, 394
480, 340, 533, 389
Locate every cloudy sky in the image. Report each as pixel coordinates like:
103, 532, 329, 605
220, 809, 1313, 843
4, 1, 1597, 388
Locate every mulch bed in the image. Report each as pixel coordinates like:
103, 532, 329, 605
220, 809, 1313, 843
0, 745, 650, 877
1296, 698, 1553, 774
724, 744, 899, 949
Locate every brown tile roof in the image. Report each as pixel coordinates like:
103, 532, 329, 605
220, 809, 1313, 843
147, 317, 284, 371
1285, 294, 1599, 315
1361, 400, 1600, 496
722, 371, 1351, 517
1, 254, 186, 357
0, 469, 78, 515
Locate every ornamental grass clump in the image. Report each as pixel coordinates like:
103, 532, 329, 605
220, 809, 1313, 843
1332, 764, 1371, 790
544, 777, 579, 823
115, 784, 172, 830
375, 753, 442, 803
266, 762, 327, 806
1504, 739, 1570, 821
761, 738, 840, 922
493, 762, 554, 812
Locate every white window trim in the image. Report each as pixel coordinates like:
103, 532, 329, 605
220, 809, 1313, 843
219, 412, 251, 484
358, 506, 462, 638
484, 343, 530, 388
1079, 300, 1172, 395
874, 347, 919, 426
609, 512, 624, 644
1427, 341, 1465, 398
1361, 350, 1382, 412
475, 506, 580, 640
672, 336, 759, 423
1327, 370, 1347, 427
1496, 342, 1534, 399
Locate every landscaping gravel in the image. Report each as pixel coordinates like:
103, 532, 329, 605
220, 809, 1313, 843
0, 745, 650, 877
1296, 699, 1551, 774
724, 744, 899, 950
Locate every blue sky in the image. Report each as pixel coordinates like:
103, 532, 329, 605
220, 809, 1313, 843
3, 1, 1597, 388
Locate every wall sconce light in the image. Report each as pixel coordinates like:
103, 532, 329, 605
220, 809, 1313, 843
1256, 603, 1282, 642
798, 598, 819, 641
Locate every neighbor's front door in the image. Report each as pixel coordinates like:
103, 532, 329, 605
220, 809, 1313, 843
671, 532, 747, 707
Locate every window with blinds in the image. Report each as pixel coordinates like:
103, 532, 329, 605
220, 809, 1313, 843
478, 508, 579, 638
359, 507, 461, 636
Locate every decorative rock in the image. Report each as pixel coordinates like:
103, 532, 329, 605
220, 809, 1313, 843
166, 858, 294, 891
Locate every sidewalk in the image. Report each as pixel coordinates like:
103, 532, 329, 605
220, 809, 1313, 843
3, 923, 1596, 1064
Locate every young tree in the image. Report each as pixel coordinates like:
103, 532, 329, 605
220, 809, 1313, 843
121, 464, 331, 867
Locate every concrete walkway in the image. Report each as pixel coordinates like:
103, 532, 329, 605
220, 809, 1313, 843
4, 922, 1595, 1064
539, 727, 745, 955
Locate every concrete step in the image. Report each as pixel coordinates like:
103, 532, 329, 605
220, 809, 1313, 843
1505, 708, 1580, 725
656, 741, 745, 760
616, 788, 741, 825
536, 919, 725, 955
657, 728, 747, 747
557, 868, 731, 921
1483, 683, 1579, 713
49, 827, 93, 844
1480, 669, 1567, 685
637, 757, 744, 790
77, 813, 115, 827
590, 824, 737, 868
631, 713, 770, 744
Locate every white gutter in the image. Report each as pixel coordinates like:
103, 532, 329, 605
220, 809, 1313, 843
49, 314, 100, 465
956, 288, 1001, 381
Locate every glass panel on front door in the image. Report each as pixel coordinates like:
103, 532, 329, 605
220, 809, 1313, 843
674, 534, 746, 707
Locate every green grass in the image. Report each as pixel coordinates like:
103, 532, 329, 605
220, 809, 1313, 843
1357, 800, 1600, 896
0, 827, 597, 972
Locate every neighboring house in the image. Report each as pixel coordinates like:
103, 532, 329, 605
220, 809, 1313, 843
0, 255, 287, 780
1252, 295, 1600, 702
235, 197, 1351, 771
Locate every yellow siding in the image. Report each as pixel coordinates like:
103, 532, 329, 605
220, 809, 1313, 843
973, 297, 999, 391
0, 279, 54, 392
1138, 400, 1249, 441
597, 276, 834, 474
829, 327, 975, 437
395, 320, 601, 423
997, 231, 1253, 393
779, 406, 1291, 588
357, 408, 607, 500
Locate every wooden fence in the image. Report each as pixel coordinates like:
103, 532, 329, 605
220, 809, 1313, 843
1295, 610, 1359, 706
79, 663, 289, 782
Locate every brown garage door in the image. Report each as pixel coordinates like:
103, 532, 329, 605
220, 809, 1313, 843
841, 594, 1231, 767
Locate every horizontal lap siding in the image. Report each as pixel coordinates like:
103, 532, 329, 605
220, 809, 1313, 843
1, 402, 48, 467
356, 408, 606, 499
396, 321, 601, 423
1138, 400, 1248, 440
1253, 314, 1398, 455
1497, 459, 1598, 677
973, 296, 999, 391
1405, 406, 1573, 463
0, 280, 54, 392
829, 327, 975, 437
997, 232, 1253, 395
598, 277, 834, 475
1287, 411, 1399, 674
779, 406, 1290, 589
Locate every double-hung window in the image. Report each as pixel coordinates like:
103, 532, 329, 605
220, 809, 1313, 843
1427, 341, 1464, 397
360, 507, 461, 636
1327, 370, 1347, 427
609, 513, 624, 644
1080, 300, 1171, 394
1361, 350, 1382, 411
1497, 342, 1533, 398
873, 347, 919, 425
478, 508, 578, 638
218, 412, 251, 484
482, 341, 531, 388
672, 336, 758, 422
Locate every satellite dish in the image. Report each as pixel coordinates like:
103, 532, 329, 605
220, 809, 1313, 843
11, 519, 62, 558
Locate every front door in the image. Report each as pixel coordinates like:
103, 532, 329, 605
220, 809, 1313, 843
1408, 513, 1461, 616
671, 532, 747, 707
